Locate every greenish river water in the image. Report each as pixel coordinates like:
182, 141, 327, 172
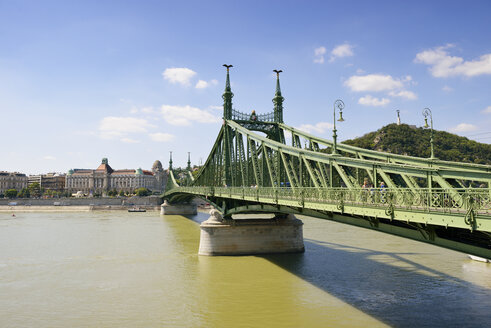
1, 211, 490, 327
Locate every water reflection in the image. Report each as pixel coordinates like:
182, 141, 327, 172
179, 212, 491, 327
263, 238, 491, 327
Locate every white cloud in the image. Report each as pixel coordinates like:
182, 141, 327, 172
99, 116, 155, 139
195, 79, 218, 89
162, 67, 197, 86
388, 90, 418, 100
482, 106, 491, 114
415, 45, 491, 78
442, 85, 453, 92
356, 68, 365, 74
296, 122, 333, 134
121, 138, 140, 144
43, 155, 56, 160
141, 106, 155, 113
330, 43, 354, 62
209, 105, 222, 111
358, 95, 390, 107
161, 105, 220, 126
314, 46, 326, 64
149, 132, 175, 142
128, 106, 155, 114
450, 123, 478, 133
344, 74, 405, 92
195, 80, 208, 89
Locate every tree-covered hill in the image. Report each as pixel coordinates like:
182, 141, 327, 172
342, 123, 491, 165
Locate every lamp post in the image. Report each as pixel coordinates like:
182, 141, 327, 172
422, 108, 435, 159
332, 99, 345, 155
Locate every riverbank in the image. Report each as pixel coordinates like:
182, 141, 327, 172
0, 195, 162, 206
0, 205, 161, 212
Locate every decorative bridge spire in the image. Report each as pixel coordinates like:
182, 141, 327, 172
273, 69, 284, 123
222, 64, 234, 120
187, 152, 191, 171
169, 151, 173, 171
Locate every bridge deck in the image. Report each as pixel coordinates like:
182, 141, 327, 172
166, 186, 491, 233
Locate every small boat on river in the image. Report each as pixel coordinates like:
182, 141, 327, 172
468, 255, 490, 263
128, 207, 146, 213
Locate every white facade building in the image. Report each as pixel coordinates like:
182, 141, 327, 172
0, 171, 28, 194
65, 158, 167, 195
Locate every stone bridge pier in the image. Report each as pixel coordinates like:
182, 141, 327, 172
198, 210, 305, 256
160, 200, 197, 215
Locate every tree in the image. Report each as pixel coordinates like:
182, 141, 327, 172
135, 187, 150, 196
28, 182, 42, 198
343, 123, 491, 164
5, 189, 18, 199
118, 190, 125, 197
107, 189, 118, 197
18, 188, 30, 198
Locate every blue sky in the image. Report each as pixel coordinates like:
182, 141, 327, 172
1, 0, 491, 174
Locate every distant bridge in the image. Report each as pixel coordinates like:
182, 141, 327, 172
164, 66, 491, 258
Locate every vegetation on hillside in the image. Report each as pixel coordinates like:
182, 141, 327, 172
342, 124, 491, 165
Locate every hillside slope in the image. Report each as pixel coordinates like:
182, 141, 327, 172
342, 124, 491, 165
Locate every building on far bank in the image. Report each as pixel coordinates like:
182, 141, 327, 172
28, 173, 66, 193
65, 158, 167, 195
0, 171, 28, 194
42, 173, 66, 193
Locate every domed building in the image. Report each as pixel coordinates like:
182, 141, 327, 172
65, 158, 167, 195
152, 160, 166, 191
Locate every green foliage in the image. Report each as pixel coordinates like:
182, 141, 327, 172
18, 188, 30, 198
343, 124, 491, 164
28, 182, 42, 197
5, 189, 18, 199
107, 189, 118, 197
44, 189, 61, 198
192, 166, 202, 179
118, 190, 126, 197
135, 187, 150, 196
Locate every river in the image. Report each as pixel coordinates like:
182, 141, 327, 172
1, 211, 490, 327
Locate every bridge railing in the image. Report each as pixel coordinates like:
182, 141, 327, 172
231, 109, 275, 122
168, 186, 490, 215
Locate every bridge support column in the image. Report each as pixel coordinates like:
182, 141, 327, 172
198, 210, 304, 256
161, 200, 197, 215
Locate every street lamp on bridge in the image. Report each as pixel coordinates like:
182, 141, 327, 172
422, 107, 435, 159
332, 99, 345, 155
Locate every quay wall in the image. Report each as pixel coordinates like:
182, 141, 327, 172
0, 195, 162, 206
0, 205, 161, 212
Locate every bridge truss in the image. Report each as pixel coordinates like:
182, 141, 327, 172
164, 67, 491, 259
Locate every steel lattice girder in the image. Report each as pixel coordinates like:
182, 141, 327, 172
225, 120, 491, 183
163, 116, 491, 259
279, 123, 491, 174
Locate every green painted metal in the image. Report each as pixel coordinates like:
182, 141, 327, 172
163, 67, 491, 258
272, 69, 284, 124
167, 186, 490, 228
280, 123, 491, 175
423, 107, 435, 159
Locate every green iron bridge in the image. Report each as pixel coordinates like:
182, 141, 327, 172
164, 66, 491, 259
